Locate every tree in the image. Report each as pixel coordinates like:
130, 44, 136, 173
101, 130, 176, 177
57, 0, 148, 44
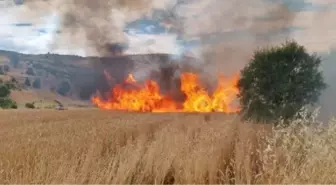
25, 102, 35, 109
0, 81, 17, 109
0, 66, 4, 75
237, 40, 327, 123
6, 77, 20, 90
3, 65, 10, 72
9, 54, 19, 68
33, 78, 41, 89
0, 98, 17, 109
57, 81, 71, 96
26, 67, 35, 76
0, 84, 10, 97
24, 78, 31, 87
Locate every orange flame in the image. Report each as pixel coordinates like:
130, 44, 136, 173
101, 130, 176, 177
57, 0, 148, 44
92, 72, 240, 113
125, 74, 136, 84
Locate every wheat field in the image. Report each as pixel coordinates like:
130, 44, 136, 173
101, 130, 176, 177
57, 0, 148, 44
0, 109, 335, 184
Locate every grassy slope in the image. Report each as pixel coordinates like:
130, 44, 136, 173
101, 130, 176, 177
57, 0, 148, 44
10, 89, 92, 108
0, 110, 335, 184
0, 52, 90, 103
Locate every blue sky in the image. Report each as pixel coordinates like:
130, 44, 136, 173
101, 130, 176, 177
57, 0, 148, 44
0, 0, 335, 56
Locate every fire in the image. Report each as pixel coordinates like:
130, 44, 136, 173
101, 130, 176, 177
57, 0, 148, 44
125, 74, 136, 84
92, 72, 240, 113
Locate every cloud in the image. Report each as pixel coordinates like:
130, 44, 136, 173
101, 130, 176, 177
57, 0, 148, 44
125, 33, 182, 55
0, 0, 336, 57
305, 0, 336, 6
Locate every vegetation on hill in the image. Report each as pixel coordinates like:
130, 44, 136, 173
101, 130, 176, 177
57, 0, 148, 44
0, 78, 18, 109
237, 40, 327, 123
25, 102, 35, 109
24, 78, 31, 87
32, 78, 41, 89
57, 81, 71, 96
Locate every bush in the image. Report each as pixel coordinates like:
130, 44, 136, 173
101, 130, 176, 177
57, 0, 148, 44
9, 54, 19, 68
33, 78, 41, 89
24, 78, 31, 87
57, 81, 71, 96
0, 98, 17, 109
25, 102, 35, 109
26, 67, 35, 76
0, 79, 19, 109
0, 66, 4, 75
3, 65, 10, 72
0, 84, 10, 98
237, 40, 327, 123
5, 78, 20, 91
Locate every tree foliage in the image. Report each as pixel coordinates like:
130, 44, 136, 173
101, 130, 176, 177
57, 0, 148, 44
24, 78, 31, 87
3, 65, 10, 72
9, 54, 19, 68
0, 85, 10, 97
0, 79, 17, 109
33, 78, 41, 89
237, 40, 327, 123
0, 98, 17, 109
57, 81, 71, 96
25, 102, 35, 109
26, 67, 35, 76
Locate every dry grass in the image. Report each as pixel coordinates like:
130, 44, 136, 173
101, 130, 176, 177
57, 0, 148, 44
10, 90, 91, 108
0, 109, 335, 184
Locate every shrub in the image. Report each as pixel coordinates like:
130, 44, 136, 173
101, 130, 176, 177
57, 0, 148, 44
26, 67, 35, 76
25, 102, 35, 109
57, 81, 71, 96
0, 66, 4, 75
5, 77, 20, 90
9, 54, 19, 68
24, 78, 31, 87
3, 65, 10, 72
33, 78, 41, 89
0, 98, 17, 109
237, 40, 327, 123
0, 84, 10, 98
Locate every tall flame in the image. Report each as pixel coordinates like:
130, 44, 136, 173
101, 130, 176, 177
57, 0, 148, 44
92, 72, 240, 113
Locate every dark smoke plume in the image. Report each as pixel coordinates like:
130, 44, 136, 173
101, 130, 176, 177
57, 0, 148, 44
21, 0, 172, 56
19, 0, 334, 117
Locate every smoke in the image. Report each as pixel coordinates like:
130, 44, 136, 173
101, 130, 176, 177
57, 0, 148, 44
16, 0, 298, 59
15, 0, 319, 107
19, 0, 175, 56
146, 0, 299, 86
187, 0, 296, 78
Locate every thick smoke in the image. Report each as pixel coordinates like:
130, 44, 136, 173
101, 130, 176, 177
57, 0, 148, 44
150, 0, 299, 87
21, 0, 175, 56
187, 1, 296, 79
17, 0, 298, 59
15, 0, 335, 120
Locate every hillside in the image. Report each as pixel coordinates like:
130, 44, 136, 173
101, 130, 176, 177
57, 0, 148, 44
0, 50, 199, 108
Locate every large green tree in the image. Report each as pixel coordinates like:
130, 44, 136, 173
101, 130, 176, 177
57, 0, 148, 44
0, 80, 17, 109
237, 40, 327, 123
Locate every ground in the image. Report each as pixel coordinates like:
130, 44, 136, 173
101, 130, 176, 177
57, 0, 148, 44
10, 89, 91, 108
0, 109, 335, 184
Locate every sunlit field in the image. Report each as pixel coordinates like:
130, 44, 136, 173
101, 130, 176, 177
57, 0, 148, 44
0, 109, 335, 184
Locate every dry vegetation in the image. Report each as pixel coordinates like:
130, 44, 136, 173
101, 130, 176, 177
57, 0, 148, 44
10, 90, 91, 108
0, 109, 335, 184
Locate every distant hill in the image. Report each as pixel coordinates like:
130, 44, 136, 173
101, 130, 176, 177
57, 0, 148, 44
0, 49, 200, 106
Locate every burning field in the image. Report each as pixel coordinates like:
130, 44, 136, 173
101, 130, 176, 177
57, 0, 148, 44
91, 70, 240, 113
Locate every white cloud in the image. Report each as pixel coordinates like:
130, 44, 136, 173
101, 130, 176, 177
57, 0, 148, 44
1, 0, 336, 56
0, 10, 61, 54
305, 0, 336, 5
125, 33, 182, 55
